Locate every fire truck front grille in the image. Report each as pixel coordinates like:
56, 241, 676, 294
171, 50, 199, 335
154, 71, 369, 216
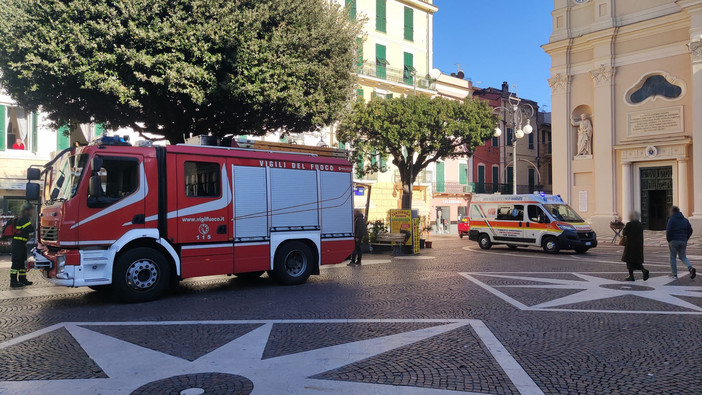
41, 226, 58, 242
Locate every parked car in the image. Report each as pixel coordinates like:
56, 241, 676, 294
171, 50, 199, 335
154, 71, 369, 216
458, 217, 470, 238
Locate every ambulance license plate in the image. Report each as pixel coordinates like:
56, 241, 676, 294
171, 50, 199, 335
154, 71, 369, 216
585, 242, 592, 246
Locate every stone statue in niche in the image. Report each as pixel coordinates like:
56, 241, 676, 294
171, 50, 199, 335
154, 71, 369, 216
571, 113, 593, 157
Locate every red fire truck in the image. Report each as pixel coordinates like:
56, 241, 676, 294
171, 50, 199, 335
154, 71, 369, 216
25, 137, 355, 302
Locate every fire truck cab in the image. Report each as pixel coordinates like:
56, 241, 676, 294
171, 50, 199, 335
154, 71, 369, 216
27, 137, 355, 302
468, 193, 598, 254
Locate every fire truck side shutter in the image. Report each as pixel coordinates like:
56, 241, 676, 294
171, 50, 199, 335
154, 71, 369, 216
320, 171, 353, 236
233, 166, 268, 239
270, 168, 319, 230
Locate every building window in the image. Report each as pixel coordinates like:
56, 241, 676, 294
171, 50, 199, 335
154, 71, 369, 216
492, 136, 499, 147
528, 133, 534, 149
435, 161, 445, 192
476, 164, 485, 193
184, 161, 221, 198
376, 0, 386, 32
403, 52, 414, 85
403, 6, 413, 41
506, 128, 513, 144
459, 163, 468, 185
0, 105, 37, 152
375, 44, 387, 80
356, 37, 363, 70
345, 0, 356, 20
492, 166, 499, 192
628, 74, 683, 104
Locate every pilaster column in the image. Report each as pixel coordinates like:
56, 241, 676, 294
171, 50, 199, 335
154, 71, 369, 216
622, 162, 632, 219
548, 73, 572, 203
678, 157, 689, 215
590, 63, 616, 220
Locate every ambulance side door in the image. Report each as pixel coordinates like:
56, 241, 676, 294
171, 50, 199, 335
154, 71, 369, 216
492, 204, 524, 243
525, 204, 550, 245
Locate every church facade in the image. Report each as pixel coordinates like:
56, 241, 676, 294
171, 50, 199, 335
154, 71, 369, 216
543, 0, 702, 235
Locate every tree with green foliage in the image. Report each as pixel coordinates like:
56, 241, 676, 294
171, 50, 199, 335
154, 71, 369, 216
338, 95, 497, 209
0, 0, 360, 142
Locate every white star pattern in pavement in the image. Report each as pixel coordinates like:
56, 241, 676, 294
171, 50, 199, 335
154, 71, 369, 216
0, 319, 543, 395
460, 272, 702, 315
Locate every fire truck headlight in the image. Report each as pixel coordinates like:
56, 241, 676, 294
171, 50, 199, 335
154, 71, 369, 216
57, 256, 66, 271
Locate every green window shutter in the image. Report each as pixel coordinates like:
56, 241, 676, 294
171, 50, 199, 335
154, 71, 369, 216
492, 166, 499, 185
385, 93, 393, 99
459, 163, 468, 185
57, 125, 70, 150
94, 123, 105, 137
477, 165, 484, 193
379, 156, 387, 172
346, 0, 356, 20
31, 112, 38, 153
403, 52, 414, 85
0, 105, 5, 151
492, 136, 498, 147
338, 142, 346, 150
356, 88, 364, 101
528, 133, 533, 149
356, 37, 363, 69
375, 44, 386, 80
376, 0, 386, 32
435, 162, 445, 192
355, 153, 364, 179
507, 167, 513, 188
404, 7, 414, 41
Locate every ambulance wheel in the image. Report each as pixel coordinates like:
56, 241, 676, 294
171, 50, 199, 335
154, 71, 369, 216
507, 244, 519, 250
112, 247, 171, 303
272, 241, 314, 285
236, 271, 265, 280
542, 237, 560, 254
478, 234, 492, 250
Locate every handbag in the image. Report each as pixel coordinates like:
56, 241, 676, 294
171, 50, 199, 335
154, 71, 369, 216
618, 235, 627, 246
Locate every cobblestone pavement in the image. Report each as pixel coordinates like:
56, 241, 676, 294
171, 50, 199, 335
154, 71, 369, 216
0, 238, 700, 394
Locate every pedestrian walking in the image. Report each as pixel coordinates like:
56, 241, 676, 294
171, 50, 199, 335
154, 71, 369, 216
349, 209, 367, 266
621, 212, 650, 282
10, 202, 35, 288
666, 206, 696, 279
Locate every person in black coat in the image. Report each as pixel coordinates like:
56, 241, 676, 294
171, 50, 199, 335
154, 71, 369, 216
349, 210, 367, 266
621, 212, 649, 282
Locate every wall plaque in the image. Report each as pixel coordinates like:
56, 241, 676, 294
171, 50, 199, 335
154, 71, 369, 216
628, 107, 683, 136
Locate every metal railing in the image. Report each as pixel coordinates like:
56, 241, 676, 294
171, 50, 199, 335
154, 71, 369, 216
358, 62, 436, 91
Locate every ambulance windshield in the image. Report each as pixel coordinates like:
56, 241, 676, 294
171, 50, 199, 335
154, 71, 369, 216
543, 204, 583, 223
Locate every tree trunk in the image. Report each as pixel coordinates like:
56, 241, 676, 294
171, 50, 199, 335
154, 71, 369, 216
401, 182, 412, 210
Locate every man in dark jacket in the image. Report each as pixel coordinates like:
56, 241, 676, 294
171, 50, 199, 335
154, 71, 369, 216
666, 206, 696, 279
621, 212, 649, 281
349, 210, 367, 266
10, 202, 35, 288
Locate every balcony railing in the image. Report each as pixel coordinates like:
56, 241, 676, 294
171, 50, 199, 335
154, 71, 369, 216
432, 182, 549, 195
358, 62, 436, 91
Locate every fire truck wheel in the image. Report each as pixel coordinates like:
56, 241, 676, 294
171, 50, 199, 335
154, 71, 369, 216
542, 237, 560, 254
272, 241, 314, 285
113, 247, 171, 303
478, 234, 492, 250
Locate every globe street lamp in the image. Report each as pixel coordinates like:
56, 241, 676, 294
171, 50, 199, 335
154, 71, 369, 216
492, 86, 534, 195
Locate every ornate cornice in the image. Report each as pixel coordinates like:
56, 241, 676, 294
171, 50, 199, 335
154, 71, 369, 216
688, 37, 702, 63
590, 64, 615, 87
548, 73, 570, 94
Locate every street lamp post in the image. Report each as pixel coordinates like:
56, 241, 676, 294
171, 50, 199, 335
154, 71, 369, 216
492, 86, 535, 195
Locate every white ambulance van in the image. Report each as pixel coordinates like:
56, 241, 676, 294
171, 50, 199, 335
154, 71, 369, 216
467, 194, 597, 254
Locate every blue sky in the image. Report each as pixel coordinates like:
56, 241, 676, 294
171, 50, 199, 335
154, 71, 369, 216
433, 0, 553, 110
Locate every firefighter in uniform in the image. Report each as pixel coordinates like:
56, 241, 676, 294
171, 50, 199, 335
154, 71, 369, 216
10, 202, 35, 288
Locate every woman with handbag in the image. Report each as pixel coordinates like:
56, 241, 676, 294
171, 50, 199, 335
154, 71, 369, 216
620, 212, 649, 281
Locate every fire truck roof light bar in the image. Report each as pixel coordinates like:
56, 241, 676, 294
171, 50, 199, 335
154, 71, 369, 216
175, 143, 319, 158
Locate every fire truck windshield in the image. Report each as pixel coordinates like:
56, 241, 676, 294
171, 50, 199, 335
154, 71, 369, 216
48, 154, 88, 202
543, 204, 584, 223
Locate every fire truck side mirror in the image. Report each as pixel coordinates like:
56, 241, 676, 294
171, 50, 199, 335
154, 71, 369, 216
27, 168, 41, 181
88, 175, 104, 197
91, 156, 103, 174
25, 182, 40, 201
